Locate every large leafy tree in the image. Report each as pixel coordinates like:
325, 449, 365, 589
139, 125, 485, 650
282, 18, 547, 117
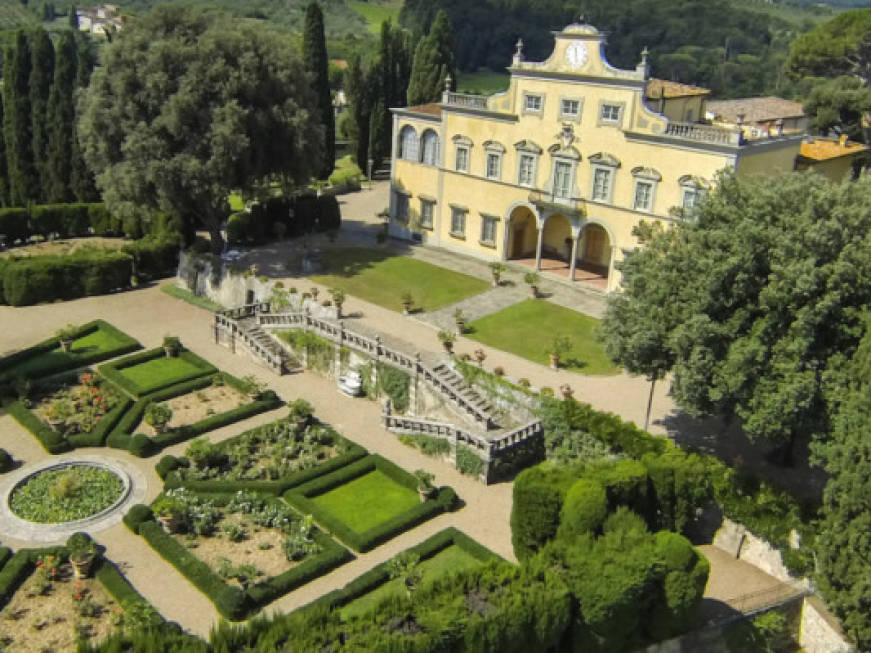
816, 317, 871, 651
302, 1, 334, 180
803, 76, 871, 144
601, 172, 871, 460
78, 6, 323, 252
407, 9, 455, 106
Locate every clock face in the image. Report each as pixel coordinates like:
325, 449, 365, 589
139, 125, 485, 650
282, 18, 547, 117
565, 42, 588, 69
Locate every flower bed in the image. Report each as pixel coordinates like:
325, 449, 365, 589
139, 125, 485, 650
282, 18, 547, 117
123, 490, 352, 620
284, 455, 459, 552
10, 464, 124, 523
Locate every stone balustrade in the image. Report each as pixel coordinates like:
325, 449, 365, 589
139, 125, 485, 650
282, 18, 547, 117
662, 121, 740, 145
443, 92, 489, 109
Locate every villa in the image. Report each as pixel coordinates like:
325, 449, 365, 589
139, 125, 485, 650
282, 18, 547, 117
387, 21, 803, 292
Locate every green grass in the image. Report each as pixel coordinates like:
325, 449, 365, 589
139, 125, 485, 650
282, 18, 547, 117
466, 299, 619, 375
348, 0, 402, 34
161, 284, 225, 312
341, 544, 484, 618
311, 248, 490, 312
0, 323, 136, 381
457, 70, 510, 95
311, 470, 420, 534
116, 357, 206, 394
228, 193, 245, 211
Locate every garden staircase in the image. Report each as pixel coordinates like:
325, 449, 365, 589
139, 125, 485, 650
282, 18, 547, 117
427, 363, 495, 427
213, 306, 288, 375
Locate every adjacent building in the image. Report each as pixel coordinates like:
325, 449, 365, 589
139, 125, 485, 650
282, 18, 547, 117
796, 135, 869, 182
388, 22, 803, 291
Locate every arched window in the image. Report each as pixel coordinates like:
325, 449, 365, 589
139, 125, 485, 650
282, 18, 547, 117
421, 130, 439, 166
399, 126, 419, 162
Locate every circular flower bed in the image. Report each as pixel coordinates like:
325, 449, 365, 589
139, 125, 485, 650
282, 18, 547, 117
10, 464, 124, 523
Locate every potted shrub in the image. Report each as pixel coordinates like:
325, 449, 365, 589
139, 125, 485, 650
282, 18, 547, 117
56, 324, 79, 352
414, 469, 436, 502
488, 261, 506, 287
330, 288, 346, 318
401, 291, 414, 315
437, 330, 455, 353
560, 383, 574, 399
144, 402, 173, 434
67, 533, 98, 579
473, 348, 486, 367
524, 271, 540, 298
389, 552, 422, 598
289, 399, 314, 430
152, 495, 186, 534
454, 308, 466, 335
162, 336, 181, 358
240, 374, 266, 399
549, 336, 572, 369
185, 437, 220, 470
310, 286, 320, 301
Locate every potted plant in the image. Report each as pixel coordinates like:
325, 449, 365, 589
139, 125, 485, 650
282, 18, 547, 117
152, 495, 186, 534
488, 261, 506, 287
473, 348, 487, 367
401, 291, 414, 315
437, 330, 455, 353
524, 271, 540, 298
56, 324, 79, 352
46, 398, 75, 429
310, 286, 320, 301
144, 402, 173, 434
549, 336, 572, 369
414, 469, 436, 502
240, 374, 266, 399
67, 533, 98, 579
389, 552, 422, 598
560, 383, 574, 399
162, 336, 181, 358
330, 288, 346, 318
454, 308, 466, 334
289, 398, 314, 430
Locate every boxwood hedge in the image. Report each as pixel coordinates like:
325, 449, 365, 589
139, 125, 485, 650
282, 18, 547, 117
98, 347, 217, 398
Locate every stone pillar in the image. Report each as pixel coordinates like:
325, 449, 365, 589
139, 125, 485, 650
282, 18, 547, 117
408, 352, 421, 415
569, 231, 580, 282
534, 225, 544, 271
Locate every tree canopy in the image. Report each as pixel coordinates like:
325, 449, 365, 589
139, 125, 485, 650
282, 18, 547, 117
786, 9, 871, 84
601, 172, 871, 458
407, 10, 456, 106
78, 5, 324, 252
303, 1, 334, 180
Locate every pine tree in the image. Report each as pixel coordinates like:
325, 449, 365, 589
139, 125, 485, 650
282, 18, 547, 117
70, 31, 97, 202
45, 30, 76, 202
407, 10, 455, 106
302, 2, 334, 180
4, 30, 39, 206
29, 26, 54, 202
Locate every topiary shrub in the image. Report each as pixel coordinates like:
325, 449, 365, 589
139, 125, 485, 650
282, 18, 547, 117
511, 463, 581, 561
558, 477, 608, 538
0, 448, 13, 473
598, 458, 650, 519
602, 506, 649, 535
129, 433, 156, 457
123, 504, 154, 532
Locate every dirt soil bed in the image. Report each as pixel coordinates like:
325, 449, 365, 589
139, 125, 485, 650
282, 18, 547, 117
0, 563, 119, 652
136, 385, 248, 436
0, 237, 127, 258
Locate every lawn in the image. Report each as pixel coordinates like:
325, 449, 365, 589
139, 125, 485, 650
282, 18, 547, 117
457, 70, 510, 95
0, 321, 139, 383
311, 248, 490, 312
116, 357, 207, 394
311, 470, 420, 534
466, 299, 619, 375
348, 0, 402, 34
341, 544, 484, 619
161, 284, 225, 312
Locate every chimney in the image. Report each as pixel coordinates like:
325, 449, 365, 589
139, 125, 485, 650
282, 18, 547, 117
839, 133, 848, 147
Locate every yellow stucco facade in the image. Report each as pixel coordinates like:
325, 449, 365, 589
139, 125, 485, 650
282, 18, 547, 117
388, 23, 802, 291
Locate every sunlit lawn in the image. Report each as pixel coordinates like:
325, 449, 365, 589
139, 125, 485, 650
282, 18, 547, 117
311, 248, 490, 312
348, 0, 402, 34
466, 299, 619, 375
311, 470, 419, 534
457, 70, 510, 95
117, 357, 205, 394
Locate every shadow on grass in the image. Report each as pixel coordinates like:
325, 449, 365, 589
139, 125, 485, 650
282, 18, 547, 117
559, 357, 590, 372
318, 246, 412, 279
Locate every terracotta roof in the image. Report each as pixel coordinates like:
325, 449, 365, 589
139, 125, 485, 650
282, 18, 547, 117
799, 137, 869, 161
404, 104, 443, 118
707, 97, 804, 124
646, 78, 710, 99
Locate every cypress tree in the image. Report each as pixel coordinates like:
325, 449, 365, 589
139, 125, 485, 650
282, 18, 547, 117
29, 27, 54, 201
45, 30, 76, 202
69, 5, 78, 29
368, 21, 411, 167
302, 2, 334, 179
5, 30, 39, 206
407, 10, 456, 106
0, 93, 10, 207
70, 32, 97, 202
344, 54, 371, 170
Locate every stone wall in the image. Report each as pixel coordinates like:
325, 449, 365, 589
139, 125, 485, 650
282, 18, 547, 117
799, 595, 854, 653
712, 517, 798, 584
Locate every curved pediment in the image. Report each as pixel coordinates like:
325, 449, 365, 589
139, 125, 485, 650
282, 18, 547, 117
589, 152, 621, 167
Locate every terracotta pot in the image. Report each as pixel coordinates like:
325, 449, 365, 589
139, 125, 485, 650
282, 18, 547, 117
418, 486, 435, 503
550, 354, 560, 369
456, 321, 465, 335
164, 346, 179, 358
442, 341, 454, 353
70, 553, 95, 579
402, 302, 412, 315
158, 512, 182, 534
492, 274, 501, 287
530, 285, 539, 298
59, 339, 73, 353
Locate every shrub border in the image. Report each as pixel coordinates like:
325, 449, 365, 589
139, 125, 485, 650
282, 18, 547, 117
98, 347, 217, 399
284, 455, 458, 552
0, 320, 141, 385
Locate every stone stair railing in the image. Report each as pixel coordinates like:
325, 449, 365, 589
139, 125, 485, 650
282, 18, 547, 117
213, 305, 286, 374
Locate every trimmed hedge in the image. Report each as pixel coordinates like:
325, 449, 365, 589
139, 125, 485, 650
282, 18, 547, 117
98, 347, 217, 398
0, 448, 12, 472
228, 193, 342, 246
510, 463, 581, 560
558, 478, 608, 539
67, 396, 134, 448
3, 397, 72, 454
284, 455, 458, 552
310, 527, 503, 612
123, 236, 181, 280
0, 320, 141, 384
0, 550, 33, 608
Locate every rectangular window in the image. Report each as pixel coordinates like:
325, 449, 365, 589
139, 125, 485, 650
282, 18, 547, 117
592, 168, 612, 201
524, 94, 543, 112
634, 181, 653, 211
395, 193, 409, 222
419, 200, 434, 229
450, 207, 467, 236
561, 99, 580, 117
480, 215, 497, 244
682, 188, 705, 215
455, 146, 469, 172
486, 153, 501, 180
553, 161, 572, 199
600, 104, 621, 122
518, 154, 536, 186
